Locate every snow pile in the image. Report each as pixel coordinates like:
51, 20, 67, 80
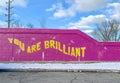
0, 62, 120, 71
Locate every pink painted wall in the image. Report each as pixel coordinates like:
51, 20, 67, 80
0, 28, 120, 62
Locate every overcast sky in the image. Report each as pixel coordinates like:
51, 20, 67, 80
0, 0, 120, 34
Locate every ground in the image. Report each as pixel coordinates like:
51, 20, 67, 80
0, 72, 120, 83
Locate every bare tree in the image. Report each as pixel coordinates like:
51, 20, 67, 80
27, 23, 34, 28
39, 17, 46, 28
92, 19, 120, 41
11, 20, 24, 28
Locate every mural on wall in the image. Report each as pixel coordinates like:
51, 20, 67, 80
8, 38, 86, 58
0, 28, 120, 61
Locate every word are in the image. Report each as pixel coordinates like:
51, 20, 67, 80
27, 42, 41, 53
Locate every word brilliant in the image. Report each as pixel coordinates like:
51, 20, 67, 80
8, 38, 86, 57
44, 40, 86, 57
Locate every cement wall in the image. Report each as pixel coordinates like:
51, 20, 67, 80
0, 28, 120, 61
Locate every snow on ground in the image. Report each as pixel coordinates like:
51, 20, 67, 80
0, 62, 120, 71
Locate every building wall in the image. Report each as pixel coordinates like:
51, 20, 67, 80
0, 28, 120, 62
